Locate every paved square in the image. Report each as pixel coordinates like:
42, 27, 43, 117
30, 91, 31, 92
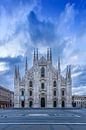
0, 108, 86, 130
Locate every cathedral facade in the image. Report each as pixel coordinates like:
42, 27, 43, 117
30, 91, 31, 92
14, 49, 72, 108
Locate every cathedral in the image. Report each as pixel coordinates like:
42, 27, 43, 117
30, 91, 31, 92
14, 48, 72, 108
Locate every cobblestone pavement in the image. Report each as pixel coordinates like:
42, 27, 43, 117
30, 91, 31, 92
0, 108, 86, 130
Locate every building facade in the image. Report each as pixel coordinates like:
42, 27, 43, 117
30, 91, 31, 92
72, 95, 86, 108
0, 86, 14, 108
14, 49, 72, 108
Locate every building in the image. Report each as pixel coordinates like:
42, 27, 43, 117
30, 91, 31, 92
0, 86, 14, 108
14, 48, 72, 108
72, 95, 86, 108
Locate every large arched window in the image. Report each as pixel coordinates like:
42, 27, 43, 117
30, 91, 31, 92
41, 67, 45, 77
53, 81, 56, 87
29, 91, 32, 96
41, 83, 45, 89
53, 90, 56, 96
20, 89, 25, 96
62, 90, 64, 96
21, 90, 24, 96
29, 81, 32, 87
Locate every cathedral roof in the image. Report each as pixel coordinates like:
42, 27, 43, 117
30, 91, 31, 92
38, 56, 47, 66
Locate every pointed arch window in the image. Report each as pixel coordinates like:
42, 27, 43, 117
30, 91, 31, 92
53, 90, 56, 96
29, 81, 33, 87
20, 89, 25, 96
62, 90, 64, 96
21, 90, 24, 96
53, 81, 56, 87
29, 91, 32, 96
41, 83, 45, 89
41, 67, 45, 77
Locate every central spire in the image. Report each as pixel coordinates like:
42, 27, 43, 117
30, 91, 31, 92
33, 48, 39, 65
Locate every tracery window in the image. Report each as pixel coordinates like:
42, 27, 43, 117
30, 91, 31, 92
30, 91, 32, 96
21, 89, 25, 96
53, 90, 56, 96
29, 81, 32, 87
62, 90, 64, 96
53, 81, 56, 87
41, 67, 45, 77
21, 90, 24, 96
41, 83, 45, 89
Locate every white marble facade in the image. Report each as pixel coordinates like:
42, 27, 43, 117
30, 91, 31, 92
14, 48, 72, 108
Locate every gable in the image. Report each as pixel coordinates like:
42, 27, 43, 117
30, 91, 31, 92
38, 56, 47, 66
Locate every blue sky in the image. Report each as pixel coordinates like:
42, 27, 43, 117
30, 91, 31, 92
0, 0, 86, 95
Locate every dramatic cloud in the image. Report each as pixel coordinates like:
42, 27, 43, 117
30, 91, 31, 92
28, 11, 57, 45
0, 62, 9, 72
73, 86, 86, 95
0, 0, 86, 95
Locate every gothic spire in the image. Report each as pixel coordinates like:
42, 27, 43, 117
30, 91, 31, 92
50, 48, 52, 63
33, 48, 39, 65
18, 66, 21, 80
66, 65, 71, 83
37, 48, 38, 60
47, 48, 52, 64
25, 57, 28, 72
58, 56, 61, 74
15, 65, 17, 79
34, 48, 35, 61
68, 65, 71, 80
47, 48, 49, 61
15, 65, 20, 79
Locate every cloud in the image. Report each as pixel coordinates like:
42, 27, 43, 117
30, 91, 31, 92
0, 2, 78, 90
72, 86, 86, 95
0, 0, 38, 90
28, 11, 57, 46
72, 71, 82, 78
0, 62, 9, 72
0, 32, 28, 57
0, 0, 85, 95
57, 3, 75, 37
71, 65, 86, 89
0, 0, 37, 57
0, 56, 24, 90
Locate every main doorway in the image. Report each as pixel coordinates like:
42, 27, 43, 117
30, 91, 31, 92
41, 97, 45, 107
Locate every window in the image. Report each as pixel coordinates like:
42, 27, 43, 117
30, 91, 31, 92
41, 67, 45, 77
53, 81, 56, 87
41, 83, 45, 89
21, 90, 24, 96
53, 90, 56, 96
62, 90, 64, 96
30, 91, 32, 96
29, 81, 32, 87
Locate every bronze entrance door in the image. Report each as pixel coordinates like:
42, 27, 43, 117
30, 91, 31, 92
41, 97, 45, 107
